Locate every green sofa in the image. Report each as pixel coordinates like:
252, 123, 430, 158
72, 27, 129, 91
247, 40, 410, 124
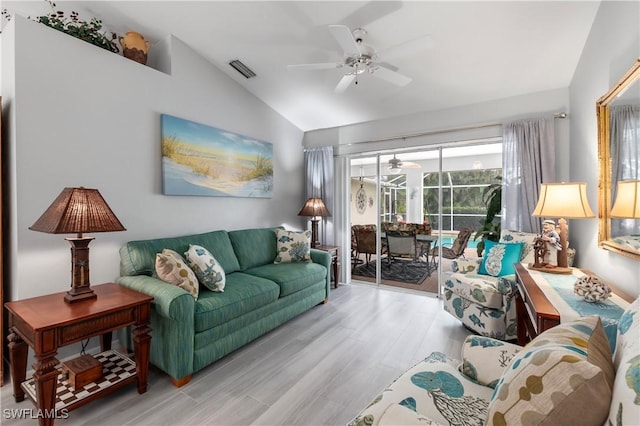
116, 227, 331, 386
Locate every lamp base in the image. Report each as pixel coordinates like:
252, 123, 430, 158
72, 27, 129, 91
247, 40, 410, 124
64, 285, 97, 304
527, 264, 573, 275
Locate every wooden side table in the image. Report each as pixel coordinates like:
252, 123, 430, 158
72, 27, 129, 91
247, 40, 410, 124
5, 283, 152, 426
315, 245, 340, 288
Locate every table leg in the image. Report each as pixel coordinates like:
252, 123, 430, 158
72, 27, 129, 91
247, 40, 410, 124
33, 353, 59, 426
8, 328, 28, 402
332, 255, 339, 288
515, 293, 528, 346
132, 323, 152, 394
99, 331, 113, 351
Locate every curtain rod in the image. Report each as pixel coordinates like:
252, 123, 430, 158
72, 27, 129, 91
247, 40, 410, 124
343, 112, 567, 147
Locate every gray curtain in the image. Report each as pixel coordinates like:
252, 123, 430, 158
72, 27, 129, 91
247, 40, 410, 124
610, 104, 639, 235
304, 146, 334, 244
502, 117, 556, 233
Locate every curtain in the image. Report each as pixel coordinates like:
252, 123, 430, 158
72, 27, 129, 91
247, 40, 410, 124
303, 146, 334, 244
502, 117, 556, 233
610, 104, 640, 236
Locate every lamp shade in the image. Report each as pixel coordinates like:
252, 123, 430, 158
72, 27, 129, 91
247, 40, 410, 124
610, 180, 640, 218
298, 197, 331, 218
532, 182, 595, 219
30, 187, 126, 235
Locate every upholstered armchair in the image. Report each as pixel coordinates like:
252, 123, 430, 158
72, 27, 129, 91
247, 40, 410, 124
442, 230, 539, 341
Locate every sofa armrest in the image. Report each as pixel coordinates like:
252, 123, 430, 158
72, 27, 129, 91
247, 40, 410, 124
116, 275, 195, 321
459, 335, 521, 388
451, 258, 482, 274
310, 248, 332, 296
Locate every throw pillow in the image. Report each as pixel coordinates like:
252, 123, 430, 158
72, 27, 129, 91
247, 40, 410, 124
155, 249, 199, 299
184, 244, 226, 292
478, 241, 524, 277
487, 316, 614, 426
274, 229, 311, 264
607, 297, 639, 426
460, 336, 521, 388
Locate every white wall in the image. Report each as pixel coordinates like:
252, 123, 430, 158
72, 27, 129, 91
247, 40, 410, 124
3, 16, 306, 302
569, 1, 640, 297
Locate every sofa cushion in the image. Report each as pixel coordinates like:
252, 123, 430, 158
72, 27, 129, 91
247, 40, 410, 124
194, 272, 279, 332
607, 297, 639, 426
185, 244, 226, 292
120, 230, 240, 276
479, 241, 524, 277
487, 316, 614, 426
274, 229, 312, 264
155, 249, 199, 299
228, 227, 281, 270
348, 352, 493, 426
247, 262, 327, 298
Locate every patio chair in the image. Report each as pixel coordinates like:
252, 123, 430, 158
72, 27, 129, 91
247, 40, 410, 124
352, 224, 378, 270
386, 230, 418, 266
431, 227, 473, 260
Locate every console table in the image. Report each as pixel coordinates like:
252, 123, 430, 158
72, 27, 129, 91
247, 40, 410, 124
5, 283, 152, 426
514, 264, 632, 346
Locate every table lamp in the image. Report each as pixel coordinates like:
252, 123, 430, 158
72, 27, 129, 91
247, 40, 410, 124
298, 197, 331, 248
531, 182, 594, 274
29, 187, 126, 303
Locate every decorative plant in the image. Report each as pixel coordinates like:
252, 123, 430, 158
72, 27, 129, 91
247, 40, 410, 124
1, 1, 119, 53
474, 176, 502, 256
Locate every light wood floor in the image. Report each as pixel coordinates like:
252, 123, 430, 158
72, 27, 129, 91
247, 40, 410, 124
1, 283, 471, 426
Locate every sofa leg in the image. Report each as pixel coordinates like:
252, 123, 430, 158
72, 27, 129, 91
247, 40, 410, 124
170, 374, 192, 387
323, 298, 329, 304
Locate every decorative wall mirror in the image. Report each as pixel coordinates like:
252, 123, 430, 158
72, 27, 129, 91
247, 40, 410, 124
597, 58, 640, 260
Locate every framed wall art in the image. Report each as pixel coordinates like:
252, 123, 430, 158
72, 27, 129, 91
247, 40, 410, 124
161, 114, 273, 198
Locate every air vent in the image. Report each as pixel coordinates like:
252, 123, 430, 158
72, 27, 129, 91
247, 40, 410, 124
229, 60, 256, 79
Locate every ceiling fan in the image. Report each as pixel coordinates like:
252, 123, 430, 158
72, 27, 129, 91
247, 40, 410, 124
388, 155, 420, 174
288, 25, 433, 93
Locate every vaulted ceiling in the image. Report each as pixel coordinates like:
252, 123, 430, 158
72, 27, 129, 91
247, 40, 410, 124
5, 1, 601, 131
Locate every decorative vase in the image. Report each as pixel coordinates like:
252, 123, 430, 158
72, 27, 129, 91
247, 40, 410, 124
119, 31, 150, 65
573, 274, 611, 302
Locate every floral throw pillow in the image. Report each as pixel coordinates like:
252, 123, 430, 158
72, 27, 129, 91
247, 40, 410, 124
155, 249, 199, 299
184, 244, 226, 292
274, 229, 311, 264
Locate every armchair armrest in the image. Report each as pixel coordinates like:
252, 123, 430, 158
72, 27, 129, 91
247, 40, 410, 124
451, 258, 482, 274
459, 335, 522, 388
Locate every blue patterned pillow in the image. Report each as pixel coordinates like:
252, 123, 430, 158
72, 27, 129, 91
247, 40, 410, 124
479, 241, 524, 277
274, 229, 311, 263
184, 244, 226, 292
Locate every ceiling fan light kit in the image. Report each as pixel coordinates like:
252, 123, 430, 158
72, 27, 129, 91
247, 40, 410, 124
288, 24, 426, 93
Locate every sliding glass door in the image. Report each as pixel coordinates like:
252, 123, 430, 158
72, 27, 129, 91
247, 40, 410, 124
347, 140, 502, 296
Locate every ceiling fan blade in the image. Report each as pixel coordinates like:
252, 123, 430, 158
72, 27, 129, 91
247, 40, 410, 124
287, 63, 341, 70
335, 74, 356, 93
328, 25, 361, 56
373, 66, 412, 87
378, 34, 435, 61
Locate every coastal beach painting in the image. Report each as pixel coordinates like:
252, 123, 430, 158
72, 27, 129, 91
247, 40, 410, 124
161, 114, 273, 198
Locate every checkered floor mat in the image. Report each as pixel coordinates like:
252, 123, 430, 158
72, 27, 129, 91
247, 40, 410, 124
22, 350, 137, 411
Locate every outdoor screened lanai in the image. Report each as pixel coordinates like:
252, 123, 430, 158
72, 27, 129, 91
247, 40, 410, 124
347, 141, 502, 295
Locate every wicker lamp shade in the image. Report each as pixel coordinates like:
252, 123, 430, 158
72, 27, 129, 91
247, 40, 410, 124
30, 187, 125, 303
30, 187, 126, 236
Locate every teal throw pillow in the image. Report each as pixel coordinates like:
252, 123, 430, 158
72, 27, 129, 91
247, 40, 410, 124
479, 241, 523, 277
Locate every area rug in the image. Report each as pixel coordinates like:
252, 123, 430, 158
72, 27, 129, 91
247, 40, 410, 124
353, 260, 434, 285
